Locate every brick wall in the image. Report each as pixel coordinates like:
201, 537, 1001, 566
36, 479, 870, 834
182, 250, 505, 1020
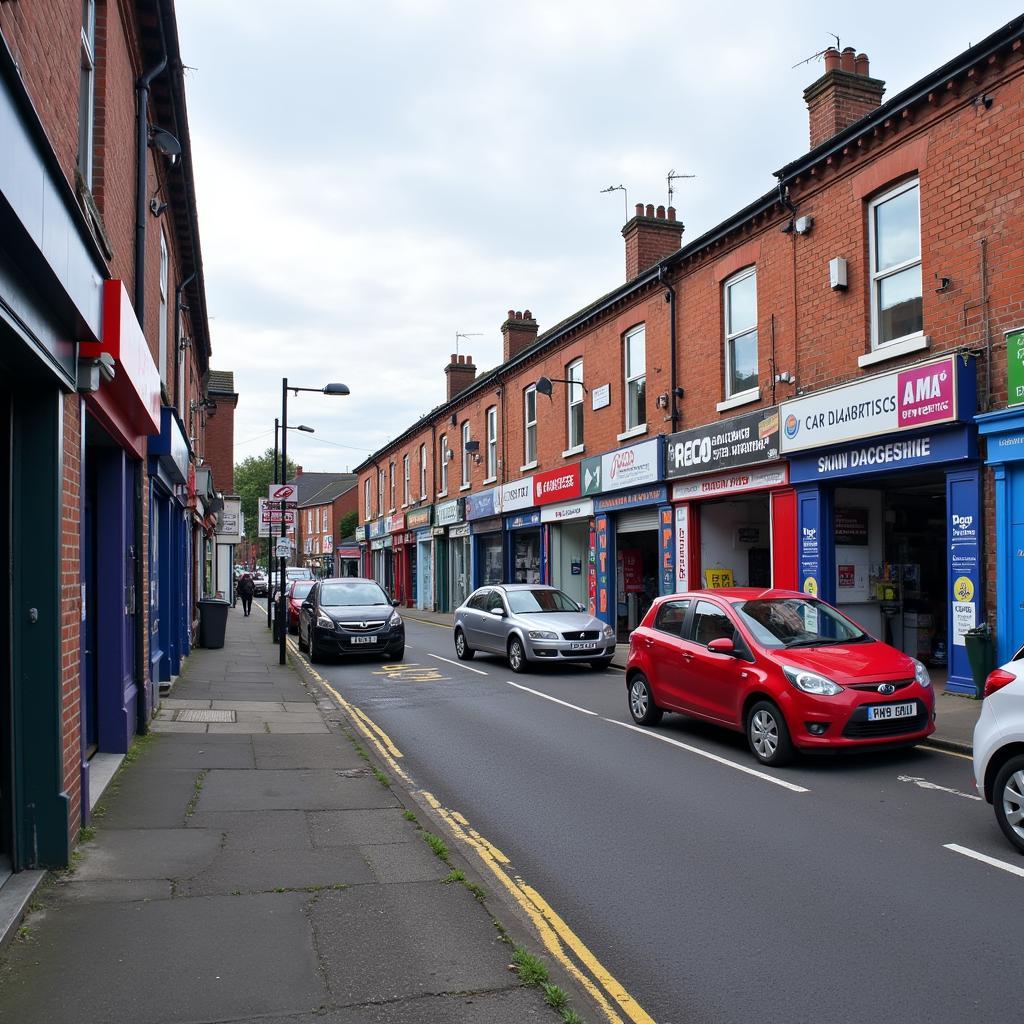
205, 397, 237, 492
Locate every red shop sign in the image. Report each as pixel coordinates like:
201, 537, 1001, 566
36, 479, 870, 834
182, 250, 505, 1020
533, 465, 581, 506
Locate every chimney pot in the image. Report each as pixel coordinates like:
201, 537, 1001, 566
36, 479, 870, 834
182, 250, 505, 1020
855, 52, 869, 76
645, 204, 655, 218
840, 46, 856, 72
656, 205, 666, 218
635, 203, 644, 217
524, 309, 532, 319
466, 354, 473, 364
450, 353, 458, 363
805, 47, 885, 148
667, 206, 677, 221
622, 200, 684, 281
507, 309, 515, 319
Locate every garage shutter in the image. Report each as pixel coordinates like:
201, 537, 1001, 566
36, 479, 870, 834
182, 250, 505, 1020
615, 509, 660, 533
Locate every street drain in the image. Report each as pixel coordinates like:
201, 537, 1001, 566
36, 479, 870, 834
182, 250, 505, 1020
175, 709, 236, 723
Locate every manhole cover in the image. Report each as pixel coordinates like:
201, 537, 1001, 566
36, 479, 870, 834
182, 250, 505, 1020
175, 709, 236, 723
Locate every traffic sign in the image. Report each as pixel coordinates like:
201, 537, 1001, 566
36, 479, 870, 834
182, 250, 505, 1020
275, 537, 293, 558
268, 483, 297, 501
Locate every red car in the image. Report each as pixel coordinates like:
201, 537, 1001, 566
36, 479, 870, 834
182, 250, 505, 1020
625, 588, 935, 766
287, 579, 316, 633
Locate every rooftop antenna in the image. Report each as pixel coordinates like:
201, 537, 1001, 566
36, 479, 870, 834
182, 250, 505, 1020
667, 169, 696, 209
791, 33, 841, 69
600, 184, 628, 221
455, 331, 482, 358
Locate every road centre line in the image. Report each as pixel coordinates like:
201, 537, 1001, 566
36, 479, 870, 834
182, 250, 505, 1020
507, 682, 599, 716
427, 652, 488, 675
606, 719, 810, 793
919, 744, 973, 761
406, 617, 451, 630
944, 843, 1024, 878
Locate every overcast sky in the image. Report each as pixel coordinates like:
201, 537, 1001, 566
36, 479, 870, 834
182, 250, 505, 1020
175, 1, 1021, 474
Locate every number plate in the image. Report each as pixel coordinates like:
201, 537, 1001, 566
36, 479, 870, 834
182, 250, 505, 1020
570, 642, 597, 650
866, 701, 915, 721
350, 636, 377, 645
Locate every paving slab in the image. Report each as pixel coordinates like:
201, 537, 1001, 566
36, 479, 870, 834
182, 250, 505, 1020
49, 878, 173, 904
182, 847, 374, 895
359, 842, 449, 884
186, 809, 313, 851
159, 698, 212, 709
210, 699, 288, 711
71, 829, 222, 881
93, 769, 200, 829
134, 734, 256, 770
309, 809, 417, 846
253, 734, 366, 770
197, 770, 400, 812
235, 710, 324, 723
149, 720, 208, 734
267, 720, 330, 734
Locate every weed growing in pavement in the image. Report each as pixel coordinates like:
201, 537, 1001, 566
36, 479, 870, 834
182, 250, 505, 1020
371, 767, 390, 788
185, 769, 208, 817
423, 832, 449, 861
123, 732, 156, 765
442, 869, 465, 884
465, 882, 487, 902
560, 1010, 584, 1024
403, 810, 416, 822
543, 984, 569, 1011
511, 947, 548, 987
78, 825, 96, 843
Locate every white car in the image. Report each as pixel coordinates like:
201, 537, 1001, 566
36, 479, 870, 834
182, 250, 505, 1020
973, 647, 1024, 854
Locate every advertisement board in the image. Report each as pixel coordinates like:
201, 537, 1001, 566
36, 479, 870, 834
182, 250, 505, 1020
666, 408, 779, 479
582, 438, 661, 495
534, 465, 581, 506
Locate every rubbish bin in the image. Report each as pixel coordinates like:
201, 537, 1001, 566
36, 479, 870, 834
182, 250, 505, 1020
198, 598, 231, 649
963, 623, 996, 699
272, 598, 283, 643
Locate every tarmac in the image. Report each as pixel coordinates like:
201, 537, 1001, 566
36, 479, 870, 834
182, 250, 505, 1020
0, 607, 573, 1024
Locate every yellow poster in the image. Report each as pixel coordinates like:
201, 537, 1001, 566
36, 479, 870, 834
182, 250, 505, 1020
704, 568, 734, 589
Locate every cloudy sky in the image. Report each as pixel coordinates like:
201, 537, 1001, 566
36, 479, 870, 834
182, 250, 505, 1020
175, 1, 1021, 473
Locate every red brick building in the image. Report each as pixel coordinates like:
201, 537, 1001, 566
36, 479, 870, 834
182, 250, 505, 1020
359, 16, 1024, 695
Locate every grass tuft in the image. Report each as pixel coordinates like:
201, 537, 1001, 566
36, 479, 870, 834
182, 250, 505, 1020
402, 810, 416, 822
543, 983, 569, 1010
511, 946, 548, 987
422, 832, 449, 861
560, 1010, 584, 1024
371, 767, 390, 788
442, 869, 465, 884
78, 824, 96, 843
185, 769, 208, 817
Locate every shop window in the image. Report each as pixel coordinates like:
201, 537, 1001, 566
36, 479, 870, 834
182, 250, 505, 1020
403, 454, 410, 505
420, 443, 427, 498
567, 358, 584, 450
624, 326, 646, 431
869, 179, 923, 349
78, 0, 96, 187
524, 386, 537, 465
461, 421, 471, 488
439, 433, 448, 494
486, 406, 497, 480
723, 268, 758, 399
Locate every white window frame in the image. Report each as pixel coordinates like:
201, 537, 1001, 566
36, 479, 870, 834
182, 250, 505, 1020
78, 0, 96, 187
403, 454, 410, 506
159, 232, 169, 385
623, 326, 646, 432
523, 385, 537, 467
378, 469, 385, 515
420, 444, 427, 499
723, 267, 758, 401
364, 479, 371, 520
485, 406, 497, 482
868, 177, 923, 352
439, 433, 448, 495
389, 463, 396, 512
461, 421, 471, 489
566, 358, 584, 452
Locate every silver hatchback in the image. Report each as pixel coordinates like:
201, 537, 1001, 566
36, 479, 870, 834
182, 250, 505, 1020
453, 584, 616, 672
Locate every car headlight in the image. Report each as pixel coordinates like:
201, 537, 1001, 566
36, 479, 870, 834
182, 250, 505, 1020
528, 630, 558, 641
316, 611, 334, 629
602, 625, 616, 639
783, 665, 844, 696
388, 610, 403, 628
913, 659, 932, 687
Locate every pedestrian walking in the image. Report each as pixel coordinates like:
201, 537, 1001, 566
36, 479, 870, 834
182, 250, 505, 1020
237, 572, 255, 616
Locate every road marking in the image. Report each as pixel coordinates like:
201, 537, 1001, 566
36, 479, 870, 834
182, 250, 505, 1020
606, 719, 810, 793
920, 744, 973, 761
350, 706, 404, 760
507, 682, 599, 716
428, 652, 488, 675
405, 617, 451, 631
371, 662, 447, 682
944, 843, 1024, 878
898, 774, 982, 801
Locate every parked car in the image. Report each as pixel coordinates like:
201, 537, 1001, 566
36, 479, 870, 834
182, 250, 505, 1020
453, 584, 616, 672
298, 577, 404, 662
251, 572, 269, 597
286, 579, 316, 634
973, 648, 1024, 854
625, 588, 935, 767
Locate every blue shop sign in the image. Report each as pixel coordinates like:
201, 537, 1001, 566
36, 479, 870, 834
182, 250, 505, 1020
148, 406, 190, 485
465, 487, 498, 520
593, 484, 668, 514
368, 518, 386, 539
505, 510, 541, 530
789, 426, 975, 484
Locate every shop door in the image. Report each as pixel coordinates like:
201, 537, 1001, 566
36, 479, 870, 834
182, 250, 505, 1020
1010, 467, 1024, 653
450, 537, 468, 609
615, 519, 658, 640
0, 390, 12, 867
553, 522, 588, 606
83, 467, 99, 757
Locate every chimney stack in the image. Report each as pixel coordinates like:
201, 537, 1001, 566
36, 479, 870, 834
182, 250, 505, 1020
501, 309, 539, 362
445, 353, 477, 401
622, 204, 683, 282
804, 47, 885, 150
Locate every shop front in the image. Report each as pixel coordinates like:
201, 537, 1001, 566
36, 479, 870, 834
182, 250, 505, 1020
665, 406, 794, 593
335, 542, 361, 577
370, 534, 393, 591
782, 353, 980, 693
467, 487, 503, 588
406, 506, 434, 609
506, 511, 543, 584
435, 498, 467, 611
541, 501, 590, 606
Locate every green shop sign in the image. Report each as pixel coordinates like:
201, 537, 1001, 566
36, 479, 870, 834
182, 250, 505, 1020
1009, 327, 1024, 406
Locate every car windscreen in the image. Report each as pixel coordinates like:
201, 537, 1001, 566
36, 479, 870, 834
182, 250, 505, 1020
734, 598, 867, 648
506, 589, 580, 614
319, 581, 389, 607
291, 581, 314, 599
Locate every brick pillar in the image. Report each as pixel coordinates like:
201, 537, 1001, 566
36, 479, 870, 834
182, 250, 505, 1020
622, 204, 683, 281
804, 47, 885, 149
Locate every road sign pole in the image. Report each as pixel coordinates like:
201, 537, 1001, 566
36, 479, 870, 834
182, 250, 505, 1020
279, 379, 288, 665
268, 417, 279, 629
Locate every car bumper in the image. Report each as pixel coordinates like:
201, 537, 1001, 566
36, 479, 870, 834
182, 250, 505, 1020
314, 625, 405, 656
523, 638, 616, 662
787, 691, 936, 750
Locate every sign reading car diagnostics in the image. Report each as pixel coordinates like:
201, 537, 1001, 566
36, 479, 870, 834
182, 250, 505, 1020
780, 355, 960, 453
665, 408, 779, 479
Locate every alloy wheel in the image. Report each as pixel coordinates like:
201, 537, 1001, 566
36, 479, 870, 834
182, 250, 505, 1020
750, 709, 779, 760
630, 679, 649, 719
509, 639, 523, 671
455, 632, 465, 657
1002, 770, 1024, 843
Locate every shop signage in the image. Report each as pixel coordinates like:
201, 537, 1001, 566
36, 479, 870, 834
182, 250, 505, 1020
593, 485, 667, 514
666, 408, 780, 479
275, 537, 293, 558
431, 526, 446, 537
370, 536, 392, 550
595, 517, 610, 620
258, 497, 296, 527
355, 525, 366, 542
1008, 327, 1024, 406
671, 464, 787, 501
324, 535, 333, 549
150, 407, 191, 484
435, 498, 465, 526
506, 510, 541, 530
834, 508, 868, 545
534, 465, 581, 505
675, 506, 689, 592
406, 506, 433, 530
449, 523, 471, 538
704, 568, 734, 588
368, 518, 386, 539
385, 512, 405, 534
592, 384, 611, 410
949, 486, 981, 649
621, 549, 644, 592
780, 355, 964, 453
337, 544, 360, 557
659, 506, 674, 595
501, 477, 534, 512
470, 515, 503, 535
541, 498, 594, 524
788, 427, 975, 484
465, 487, 499, 520
797, 496, 821, 598
217, 499, 241, 538
583, 438, 661, 495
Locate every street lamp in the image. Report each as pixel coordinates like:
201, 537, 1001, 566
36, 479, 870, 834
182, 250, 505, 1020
278, 379, 350, 664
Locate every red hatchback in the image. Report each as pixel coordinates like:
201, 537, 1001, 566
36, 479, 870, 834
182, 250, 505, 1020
287, 579, 316, 633
626, 588, 935, 766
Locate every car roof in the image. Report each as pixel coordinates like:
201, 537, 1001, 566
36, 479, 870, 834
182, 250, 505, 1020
489, 583, 557, 592
664, 588, 808, 603
317, 577, 377, 585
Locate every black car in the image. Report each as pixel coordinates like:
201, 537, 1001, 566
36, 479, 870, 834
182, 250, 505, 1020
297, 577, 405, 662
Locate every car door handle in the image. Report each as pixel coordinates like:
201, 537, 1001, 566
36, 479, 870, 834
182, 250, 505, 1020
641, 637, 654, 648
680, 651, 693, 661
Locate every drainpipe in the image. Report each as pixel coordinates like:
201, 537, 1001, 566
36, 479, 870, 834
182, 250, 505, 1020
658, 265, 680, 430
134, 38, 168, 320
174, 270, 196, 407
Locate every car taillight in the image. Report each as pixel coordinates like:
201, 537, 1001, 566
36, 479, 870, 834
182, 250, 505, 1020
983, 668, 1016, 698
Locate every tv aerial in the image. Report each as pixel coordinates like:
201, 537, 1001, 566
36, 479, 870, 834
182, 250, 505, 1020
667, 169, 695, 208
455, 331, 482, 357
600, 184, 628, 220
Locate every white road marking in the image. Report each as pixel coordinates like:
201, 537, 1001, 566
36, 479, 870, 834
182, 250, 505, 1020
606, 719, 810, 793
898, 775, 982, 801
944, 843, 1024, 878
427, 652, 488, 676
507, 682, 598, 716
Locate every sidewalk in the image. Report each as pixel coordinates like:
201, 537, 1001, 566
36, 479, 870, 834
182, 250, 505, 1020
399, 606, 981, 753
0, 608, 566, 1024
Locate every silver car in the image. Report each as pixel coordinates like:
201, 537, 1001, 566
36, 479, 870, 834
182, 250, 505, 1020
453, 584, 617, 672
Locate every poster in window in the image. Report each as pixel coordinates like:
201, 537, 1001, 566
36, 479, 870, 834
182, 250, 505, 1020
621, 549, 644, 593
834, 507, 868, 545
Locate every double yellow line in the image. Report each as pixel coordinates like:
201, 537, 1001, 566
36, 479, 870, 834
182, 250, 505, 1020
288, 638, 653, 1024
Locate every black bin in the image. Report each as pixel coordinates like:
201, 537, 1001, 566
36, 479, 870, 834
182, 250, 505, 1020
198, 598, 231, 649
964, 623, 995, 699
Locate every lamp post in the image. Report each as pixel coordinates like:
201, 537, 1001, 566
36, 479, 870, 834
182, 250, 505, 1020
267, 421, 315, 629
278, 379, 350, 664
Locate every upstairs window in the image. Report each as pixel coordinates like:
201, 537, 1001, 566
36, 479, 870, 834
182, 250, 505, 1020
624, 326, 646, 430
524, 385, 537, 465
724, 269, 758, 398
439, 433, 448, 494
486, 406, 497, 480
78, 0, 96, 187
364, 479, 371, 519
378, 469, 385, 515
461, 421, 471, 488
420, 444, 427, 498
388, 463, 395, 511
403, 454, 410, 505
869, 179, 923, 348
567, 358, 584, 450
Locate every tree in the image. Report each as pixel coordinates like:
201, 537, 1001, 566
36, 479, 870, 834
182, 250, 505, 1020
338, 510, 358, 540
234, 448, 297, 559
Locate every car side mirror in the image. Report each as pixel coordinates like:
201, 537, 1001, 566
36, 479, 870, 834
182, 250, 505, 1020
391, 598, 401, 607
489, 607, 505, 617
577, 602, 586, 613
301, 601, 313, 610
707, 637, 736, 655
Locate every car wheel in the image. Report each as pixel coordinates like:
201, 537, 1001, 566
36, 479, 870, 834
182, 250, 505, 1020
454, 628, 475, 660
746, 700, 794, 767
591, 658, 614, 672
993, 754, 1024, 854
508, 636, 527, 673
298, 625, 308, 653
628, 673, 663, 726
309, 634, 322, 663
389, 644, 405, 662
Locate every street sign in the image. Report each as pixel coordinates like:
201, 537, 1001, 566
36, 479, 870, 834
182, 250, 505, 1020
275, 537, 293, 558
268, 483, 296, 501
258, 498, 296, 537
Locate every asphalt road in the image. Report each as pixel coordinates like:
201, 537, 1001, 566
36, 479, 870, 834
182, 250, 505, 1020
305, 618, 1020, 1024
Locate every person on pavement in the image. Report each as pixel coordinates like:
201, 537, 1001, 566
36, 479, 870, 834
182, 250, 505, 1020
237, 572, 255, 616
